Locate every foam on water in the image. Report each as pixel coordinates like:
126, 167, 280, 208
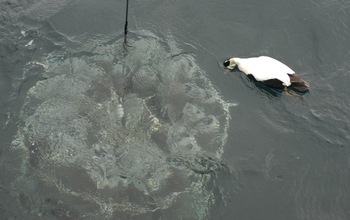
10, 30, 235, 219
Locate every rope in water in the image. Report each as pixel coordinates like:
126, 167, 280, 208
124, 0, 129, 44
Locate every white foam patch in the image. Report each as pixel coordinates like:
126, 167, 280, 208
12, 30, 236, 219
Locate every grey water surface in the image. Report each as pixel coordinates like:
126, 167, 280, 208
1, 0, 350, 220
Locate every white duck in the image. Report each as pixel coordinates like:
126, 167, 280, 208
223, 56, 309, 92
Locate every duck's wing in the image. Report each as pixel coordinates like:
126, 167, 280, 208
261, 78, 285, 89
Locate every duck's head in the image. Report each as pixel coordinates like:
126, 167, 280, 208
223, 58, 236, 70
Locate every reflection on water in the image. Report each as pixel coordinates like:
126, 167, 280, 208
9, 30, 235, 219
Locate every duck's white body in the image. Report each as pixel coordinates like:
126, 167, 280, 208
232, 56, 294, 87
223, 55, 309, 91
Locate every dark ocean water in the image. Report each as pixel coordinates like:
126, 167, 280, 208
1, 0, 350, 219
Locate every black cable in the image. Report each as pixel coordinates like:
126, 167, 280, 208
124, 0, 129, 44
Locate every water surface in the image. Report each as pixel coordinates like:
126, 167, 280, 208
1, 0, 350, 219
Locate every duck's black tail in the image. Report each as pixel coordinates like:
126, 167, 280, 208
289, 73, 310, 92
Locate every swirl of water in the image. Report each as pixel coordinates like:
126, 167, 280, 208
11, 30, 235, 219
